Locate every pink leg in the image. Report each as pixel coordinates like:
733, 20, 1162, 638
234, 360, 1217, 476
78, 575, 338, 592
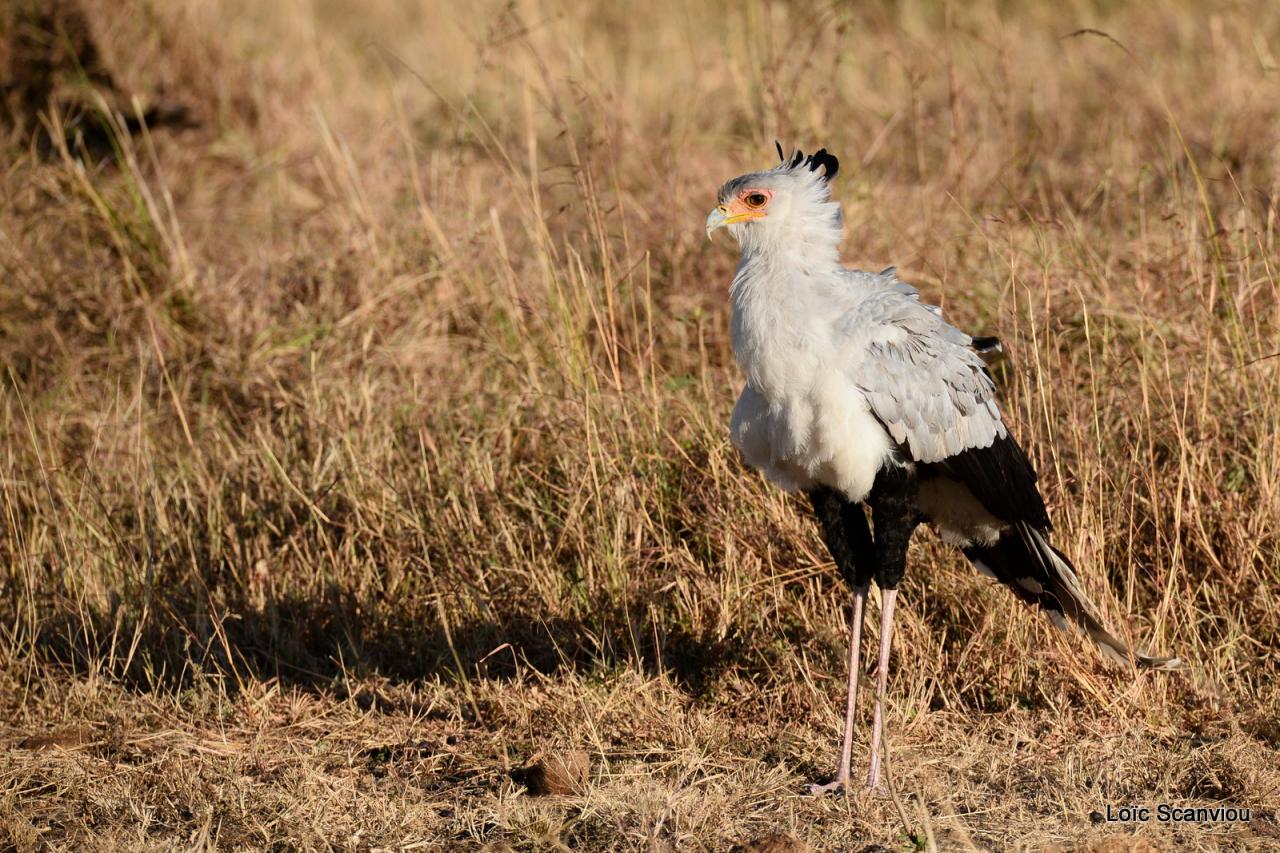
808, 583, 868, 796
865, 587, 897, 792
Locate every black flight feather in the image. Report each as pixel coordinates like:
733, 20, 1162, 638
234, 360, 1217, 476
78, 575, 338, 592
970, 335, 1002, 354
962, 522, 1182, 670
921, 432, 1051, 530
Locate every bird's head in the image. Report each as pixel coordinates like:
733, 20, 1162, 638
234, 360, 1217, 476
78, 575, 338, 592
705, 144, 842, 253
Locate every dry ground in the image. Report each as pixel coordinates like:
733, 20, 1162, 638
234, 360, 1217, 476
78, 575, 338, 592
2, 0, 1279, 850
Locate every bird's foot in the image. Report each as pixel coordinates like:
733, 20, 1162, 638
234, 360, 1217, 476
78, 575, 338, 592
806, 778, 850, 797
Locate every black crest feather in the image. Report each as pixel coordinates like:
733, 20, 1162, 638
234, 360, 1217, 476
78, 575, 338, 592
774, 144, 839, 182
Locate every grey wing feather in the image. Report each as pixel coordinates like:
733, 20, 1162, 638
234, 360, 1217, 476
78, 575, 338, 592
840, 276, 1050, 527
843, 286, 1007, 464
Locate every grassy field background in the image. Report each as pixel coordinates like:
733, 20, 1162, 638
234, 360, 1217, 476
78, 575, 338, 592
2, 0, 1279, 849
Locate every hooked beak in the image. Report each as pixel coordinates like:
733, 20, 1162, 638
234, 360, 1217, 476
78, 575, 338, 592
705, 205, 729, 239
705, 204, 762, 239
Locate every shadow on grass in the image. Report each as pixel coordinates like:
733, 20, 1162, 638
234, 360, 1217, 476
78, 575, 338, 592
18, 584, 756, 703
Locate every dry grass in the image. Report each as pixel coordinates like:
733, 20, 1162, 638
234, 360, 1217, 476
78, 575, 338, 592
2, 0, 1279, 849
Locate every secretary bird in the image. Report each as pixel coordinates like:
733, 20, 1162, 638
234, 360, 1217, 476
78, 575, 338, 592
705, 145, 1180, 795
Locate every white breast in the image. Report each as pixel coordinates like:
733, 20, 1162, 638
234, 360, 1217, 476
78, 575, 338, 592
730, 373, 894, 502
807, 371, 895, 501
726, 251, 897, 502
730, 384, 814, 492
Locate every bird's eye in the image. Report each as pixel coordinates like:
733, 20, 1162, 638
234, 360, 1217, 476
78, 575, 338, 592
744, 192, 768, 208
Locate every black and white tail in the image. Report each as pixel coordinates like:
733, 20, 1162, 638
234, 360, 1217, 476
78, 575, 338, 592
963, 522, 1182, 671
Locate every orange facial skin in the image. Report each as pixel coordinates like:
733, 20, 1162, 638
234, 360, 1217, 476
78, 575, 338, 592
718, 188, 773, 225
705, 187, 774, 238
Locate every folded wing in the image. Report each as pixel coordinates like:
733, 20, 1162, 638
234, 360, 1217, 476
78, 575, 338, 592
840, 275, 1179, 669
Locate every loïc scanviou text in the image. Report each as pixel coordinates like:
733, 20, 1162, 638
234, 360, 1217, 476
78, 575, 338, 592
1103, 804, 1251, 823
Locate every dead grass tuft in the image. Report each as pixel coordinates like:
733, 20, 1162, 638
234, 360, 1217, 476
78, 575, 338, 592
731, 833, 812, 853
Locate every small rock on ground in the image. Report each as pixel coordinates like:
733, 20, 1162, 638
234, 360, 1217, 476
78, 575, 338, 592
521, 750, 590, 796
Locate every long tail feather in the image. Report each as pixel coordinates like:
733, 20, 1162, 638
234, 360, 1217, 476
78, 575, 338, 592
964, 523, 1182, 671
